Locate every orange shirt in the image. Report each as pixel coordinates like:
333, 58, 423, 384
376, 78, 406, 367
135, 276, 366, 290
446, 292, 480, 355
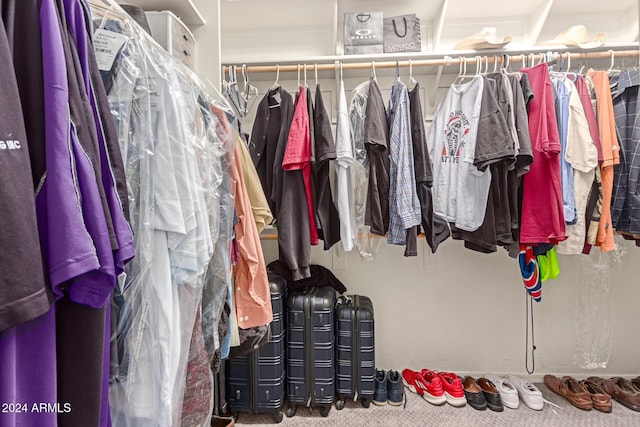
231, 145, 273, 329
588, 70, 621, 252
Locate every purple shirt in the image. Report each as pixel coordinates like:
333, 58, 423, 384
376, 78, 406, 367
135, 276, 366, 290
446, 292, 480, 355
39, 0, 100, 297
62, 0, 134, 275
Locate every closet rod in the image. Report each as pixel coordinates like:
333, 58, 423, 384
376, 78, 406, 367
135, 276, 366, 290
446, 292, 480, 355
224, 49, 640, 74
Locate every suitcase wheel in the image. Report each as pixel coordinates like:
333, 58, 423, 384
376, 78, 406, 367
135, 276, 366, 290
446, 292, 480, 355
286, 405, 297, 418
335, 399, 346, 411
361, 398, 371, 409
272, 411, 283, 423
319, 405, 331, 417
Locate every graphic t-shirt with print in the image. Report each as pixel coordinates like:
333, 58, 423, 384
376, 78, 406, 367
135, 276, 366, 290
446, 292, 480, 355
428, 76, 489, 232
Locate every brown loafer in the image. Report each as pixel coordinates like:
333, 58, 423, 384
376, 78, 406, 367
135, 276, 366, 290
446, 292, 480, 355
580, 379, 612, 413
588, 376, 640, 412
632, 377, 640, 393
544, 375, 592, 411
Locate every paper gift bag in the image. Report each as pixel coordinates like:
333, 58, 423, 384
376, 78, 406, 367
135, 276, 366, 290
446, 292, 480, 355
383, 14, 421, 53
344, 12, 384, 55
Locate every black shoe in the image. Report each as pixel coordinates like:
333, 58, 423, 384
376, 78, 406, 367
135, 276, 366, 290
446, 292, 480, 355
462, 376, 487, 411
387, 370, 404, 406
373, 369, 388, 406
478, 377, 504, 412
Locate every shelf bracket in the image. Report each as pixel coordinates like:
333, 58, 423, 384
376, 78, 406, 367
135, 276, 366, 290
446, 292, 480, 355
432, 0, 449, 50
430, 57, 451, 110
527, 0, 555, 45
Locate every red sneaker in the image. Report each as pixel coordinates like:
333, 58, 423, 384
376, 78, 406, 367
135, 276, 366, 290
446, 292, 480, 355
432, 371, 467, 407
402, 369, 446, 406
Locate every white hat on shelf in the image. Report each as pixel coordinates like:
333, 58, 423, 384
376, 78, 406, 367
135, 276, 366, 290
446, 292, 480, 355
541, 25, 606, 49
453, 27, 513, 50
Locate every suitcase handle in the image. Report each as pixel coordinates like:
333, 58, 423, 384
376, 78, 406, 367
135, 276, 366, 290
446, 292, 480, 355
337, 295, 353, 307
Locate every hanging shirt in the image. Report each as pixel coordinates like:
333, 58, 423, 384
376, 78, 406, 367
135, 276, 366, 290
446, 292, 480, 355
611, 70, 640, 237
0, 9, 49, 334
588, 70, 620, 252
409, 83, 450, 253
237, 137, 273, 233
63, 0, 134, 275
505, 74, 534, 257
452, 76, 516, 253
429, 76, 490, 232
387, 79, 421, 246
313, 84, 341, 250
575, 75, 603, 162
582, 75, 604, 254
335, 79, 357, 252
249, 87, 294, 216
283, 86, 318, 246
349, 80, 382, 260
520, 63, 567, 245
552, 77, 577, 225
364, 79, 391, 237
557, 78, 598, 254
231, 144, 274, 329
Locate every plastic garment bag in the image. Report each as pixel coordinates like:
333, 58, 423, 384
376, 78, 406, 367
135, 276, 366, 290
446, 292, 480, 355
349, 81, 382, 260
574, 235, 630, 369
89, 1, 238, 425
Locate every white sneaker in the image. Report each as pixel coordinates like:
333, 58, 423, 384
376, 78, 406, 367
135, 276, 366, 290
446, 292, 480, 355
486, 375, 519, 409
507, 375, 543, 410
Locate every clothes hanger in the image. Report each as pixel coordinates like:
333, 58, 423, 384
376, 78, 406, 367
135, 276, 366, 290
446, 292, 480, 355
297, 64, 301, 87
564, 54, 579, 81
395, 60, 401, 81
304, 64, 308, 88
409, 58, 418, 87
269, 64, 280, 90
501, 54, 522, 79
241, 64, 259, 116
225, 65, 245, 117
371, 60, 377, 81
315, 63, 319, 86
493, 55, 499, 73
607, 49, 621, 75
453, 56, 475, 85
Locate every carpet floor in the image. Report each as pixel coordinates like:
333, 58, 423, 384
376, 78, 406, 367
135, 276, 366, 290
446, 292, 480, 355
233, 383, 640, 426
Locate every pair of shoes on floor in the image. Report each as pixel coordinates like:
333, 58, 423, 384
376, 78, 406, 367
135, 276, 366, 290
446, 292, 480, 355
485, 375, 548, 410
544, 374, 611, 412
587, 376, 640, 412
485, 375, 520, 409
462, 376, 504, 412
374, 369, 404, 406
402, 369, 466, 407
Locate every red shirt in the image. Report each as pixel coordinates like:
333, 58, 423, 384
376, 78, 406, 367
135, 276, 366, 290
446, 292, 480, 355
283, 86, 319, 245
520, 63, 567, 244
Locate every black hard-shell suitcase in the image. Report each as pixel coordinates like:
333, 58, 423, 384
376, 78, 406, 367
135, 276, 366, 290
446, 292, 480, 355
335, 294, 375, 410
286, 286, 336, 418
226, 274, 287, 423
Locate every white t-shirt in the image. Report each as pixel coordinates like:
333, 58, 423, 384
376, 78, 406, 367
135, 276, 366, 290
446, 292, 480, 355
557, 78, 598, 255
428, 76, 490, 231
334, 80, 357, 252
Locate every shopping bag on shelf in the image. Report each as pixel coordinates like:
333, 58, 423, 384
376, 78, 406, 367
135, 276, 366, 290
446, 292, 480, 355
383, 14, 421, 53
343, 12, 384, 55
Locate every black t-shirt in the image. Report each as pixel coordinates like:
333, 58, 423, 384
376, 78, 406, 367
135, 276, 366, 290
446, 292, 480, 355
0, 10, 51, 331
312, 84, 341, 250
454, 77, 515, 253
363, 79, 390, 236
